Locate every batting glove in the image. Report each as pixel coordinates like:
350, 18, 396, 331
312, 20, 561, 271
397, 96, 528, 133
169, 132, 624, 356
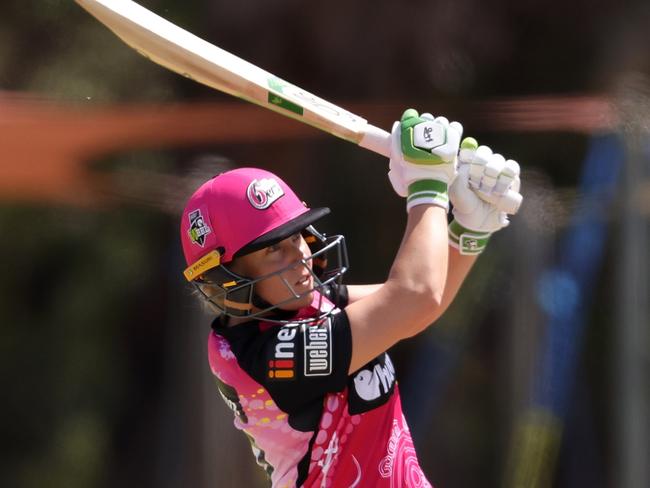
448, 138, 522, 254
388, 109, 463, 212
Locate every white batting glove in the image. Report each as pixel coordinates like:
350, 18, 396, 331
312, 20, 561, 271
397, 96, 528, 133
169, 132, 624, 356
388, 109, 463, 212
448, 137, 522, 254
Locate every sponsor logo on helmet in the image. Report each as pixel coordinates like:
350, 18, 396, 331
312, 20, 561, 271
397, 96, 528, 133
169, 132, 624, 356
188, 209, 211, 247
247, 178, 285, 209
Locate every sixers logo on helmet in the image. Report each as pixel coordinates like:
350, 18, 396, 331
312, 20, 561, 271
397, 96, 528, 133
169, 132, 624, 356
188, 209, 211, 247
247, 178, 285, 209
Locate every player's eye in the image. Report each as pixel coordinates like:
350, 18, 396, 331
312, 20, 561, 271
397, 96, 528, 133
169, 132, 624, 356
265, 234, 300, 255
266, 243, 281, 254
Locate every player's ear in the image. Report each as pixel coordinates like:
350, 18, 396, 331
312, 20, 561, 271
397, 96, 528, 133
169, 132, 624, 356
227, 255, 251, 277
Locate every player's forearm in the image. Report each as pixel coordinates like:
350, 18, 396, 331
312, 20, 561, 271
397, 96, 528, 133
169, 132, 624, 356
378, 244, 475, 322
387, 204, 449, 307
345, 206, 451, 366
434, 246, 478, 320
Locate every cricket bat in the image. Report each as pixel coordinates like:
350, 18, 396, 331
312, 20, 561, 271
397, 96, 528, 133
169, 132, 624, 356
75, 0, 521, 214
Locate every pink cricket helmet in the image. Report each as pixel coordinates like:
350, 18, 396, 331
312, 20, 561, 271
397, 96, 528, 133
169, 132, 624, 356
180, 167, 329, 280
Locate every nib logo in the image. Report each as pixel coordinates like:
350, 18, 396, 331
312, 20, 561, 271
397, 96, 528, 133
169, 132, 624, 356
188, 209, 211, 247
268, 327, 296, 379
268, 359, 294, 379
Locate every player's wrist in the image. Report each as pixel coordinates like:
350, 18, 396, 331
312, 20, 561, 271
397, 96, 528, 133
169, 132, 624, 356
406, 179, 449, 212
448, 218, 491, 255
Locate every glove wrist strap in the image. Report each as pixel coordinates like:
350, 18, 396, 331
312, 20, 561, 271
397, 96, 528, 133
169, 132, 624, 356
406, 179, 449, 212
448, 219, 490, 255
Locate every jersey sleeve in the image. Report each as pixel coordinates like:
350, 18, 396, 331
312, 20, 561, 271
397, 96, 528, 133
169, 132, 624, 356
226, 311, 352, 415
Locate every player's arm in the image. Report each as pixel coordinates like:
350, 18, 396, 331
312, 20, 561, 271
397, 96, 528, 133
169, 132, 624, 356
436, 247, 478, 314
344, 249, 477, 309
344, 109, 460, 373
344, 284, 383, 304
344, 250, 476, 321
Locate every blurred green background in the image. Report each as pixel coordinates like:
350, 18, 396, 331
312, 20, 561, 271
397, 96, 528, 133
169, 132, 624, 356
1, 1, 649, 487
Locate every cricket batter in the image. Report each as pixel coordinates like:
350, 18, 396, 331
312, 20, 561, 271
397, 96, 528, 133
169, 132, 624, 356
180, 109, 522, 487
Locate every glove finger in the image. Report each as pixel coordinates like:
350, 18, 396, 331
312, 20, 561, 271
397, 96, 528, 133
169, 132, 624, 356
491, 158, 516, 194
457, 163, 471, 180
504, 160, 521, 194
468, 145, 491, 189
446, 121, 462, 149
420, 112, 435, 121
432, 117, 463, 161
459, 149, 476, 165
480, 153, 506, 193
493, 159, 521, 195
473, 187, 499, 206
400, 109, 420, 124
503, 159, 520, 178
468, 168, 482, 190
433, 119, 462, 161
493, 171, 514, 195
450, 121, 464, 139
474, 145, 494, 164
458, 137, 478, 164
433, 116, 450, 127
510, 174, 521, 194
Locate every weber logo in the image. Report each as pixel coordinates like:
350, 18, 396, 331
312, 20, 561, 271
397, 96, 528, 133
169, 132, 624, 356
303, 319, 332, 377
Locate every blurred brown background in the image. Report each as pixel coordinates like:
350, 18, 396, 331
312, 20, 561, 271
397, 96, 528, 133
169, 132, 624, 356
1, 1, 649, 487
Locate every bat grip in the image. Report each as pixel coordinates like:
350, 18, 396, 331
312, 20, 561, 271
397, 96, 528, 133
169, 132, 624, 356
359, 124, 522, 214
358, 124, 392, 158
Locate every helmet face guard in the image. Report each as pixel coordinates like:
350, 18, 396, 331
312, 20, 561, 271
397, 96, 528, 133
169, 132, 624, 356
193, 229, 349, 322
180, 168, 347, 322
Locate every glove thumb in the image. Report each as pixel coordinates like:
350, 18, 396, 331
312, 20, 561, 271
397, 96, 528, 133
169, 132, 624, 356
449, 165, 481, 215
388, 166, 408, 197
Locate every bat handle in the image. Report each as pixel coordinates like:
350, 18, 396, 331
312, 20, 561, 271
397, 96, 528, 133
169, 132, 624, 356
359, 124, 392, 158
359, 124, 522, 215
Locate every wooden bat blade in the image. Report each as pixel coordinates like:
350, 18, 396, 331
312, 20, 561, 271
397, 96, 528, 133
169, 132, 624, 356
74, 0, 391, 156
75, 0, 522, 214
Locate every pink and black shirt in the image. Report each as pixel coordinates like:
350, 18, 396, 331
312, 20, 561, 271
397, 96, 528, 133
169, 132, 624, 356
208, 289, 432, 488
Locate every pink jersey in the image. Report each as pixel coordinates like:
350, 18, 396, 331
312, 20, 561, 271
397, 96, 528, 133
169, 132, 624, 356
208, 291, 432, 487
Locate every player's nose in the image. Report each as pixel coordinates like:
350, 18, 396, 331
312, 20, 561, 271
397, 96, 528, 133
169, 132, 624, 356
287, 238, 309, 264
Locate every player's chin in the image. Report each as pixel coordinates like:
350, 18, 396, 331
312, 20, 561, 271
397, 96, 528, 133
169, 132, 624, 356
279, 290, 314, 311
295, 290, 315, 308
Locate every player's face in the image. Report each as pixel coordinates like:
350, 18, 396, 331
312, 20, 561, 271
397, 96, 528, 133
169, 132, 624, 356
232, 233, 314, 311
